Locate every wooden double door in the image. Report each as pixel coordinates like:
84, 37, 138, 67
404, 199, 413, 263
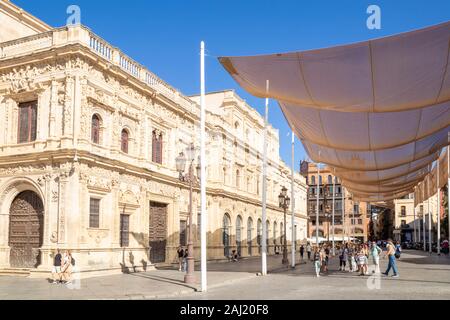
149, 202, 168, 263
9, 191, 44, 268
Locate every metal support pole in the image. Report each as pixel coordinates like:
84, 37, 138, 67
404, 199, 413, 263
316, 164, 320, 245
291, 131, 296, 268
342, 186, 346, 243
437, 158, 441, 255
448, 145, 450, 243
332, 177, 335, 255
199, 41, 207, 292
428, 169, 432, 254
184, 163, 195, 284
261, 80, 269, 276
422, 182, 426, 252
283, 206, 288, 265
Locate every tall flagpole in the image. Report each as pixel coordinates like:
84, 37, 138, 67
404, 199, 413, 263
428, 165, 432, 254
448, 145, 450, 244
332, 176, 335, 255
437, 157, 441, 255
316, 163, 320, 245
422, 182, 426, 252
413, 198, 416, 243
342, 186, 346, 242
291, 131, 296, 268
261, 80, 269, 276
200, 41, 207, 292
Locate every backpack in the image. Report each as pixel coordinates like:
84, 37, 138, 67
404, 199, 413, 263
71, 257, 75, 266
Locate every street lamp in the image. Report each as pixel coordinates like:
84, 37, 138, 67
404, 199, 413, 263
278, 186, 290, 265
175, 143, 200, 284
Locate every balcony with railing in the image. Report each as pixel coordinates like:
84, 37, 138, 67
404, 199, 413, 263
0, 25, 198, 115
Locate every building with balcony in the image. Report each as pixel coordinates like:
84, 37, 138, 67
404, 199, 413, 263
300, 161, 370, 242
393, 194, 415, 243
0, 1, 307, 276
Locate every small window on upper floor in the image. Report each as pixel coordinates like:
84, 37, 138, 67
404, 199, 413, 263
152, 130, 163, 164
18, 101, 38, 144
121, 129, 129, 153
91, 114, 102, 144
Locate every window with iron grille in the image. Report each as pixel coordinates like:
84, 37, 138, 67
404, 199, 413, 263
91, 114, 101, 144
18, 101, 37, 144
401, 206, 406, 216
89, 198, 100, 228
152, 130, 163, 164
120, 214, 130, 247
180, 220, 187, 246
121, 129, 129, 153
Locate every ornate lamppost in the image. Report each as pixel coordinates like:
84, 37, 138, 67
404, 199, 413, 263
278, 186, 290, 265
175, 144, 200, 284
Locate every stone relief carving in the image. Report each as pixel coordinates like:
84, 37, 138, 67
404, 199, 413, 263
88, 229, 109, 244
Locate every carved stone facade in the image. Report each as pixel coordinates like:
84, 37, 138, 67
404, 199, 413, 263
0, 3, 308, 276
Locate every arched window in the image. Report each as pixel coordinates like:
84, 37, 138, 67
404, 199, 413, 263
328, 175, 332, 184
152, 130, 163, 164
91, 114, 101, 144
236, 216, 243, 256
319, 175, 322, 185
223, 214, 231, 257
311, 176, 316, 185
121, 129, 129, 153
247, 217, 253, 256
335, 176, 339, 184
266, 220, 270, 246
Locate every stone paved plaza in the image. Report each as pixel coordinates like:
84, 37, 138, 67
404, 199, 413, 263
0, 250, 449, 300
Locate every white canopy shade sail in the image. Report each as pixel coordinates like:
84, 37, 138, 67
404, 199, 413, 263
219, 21, 450, 201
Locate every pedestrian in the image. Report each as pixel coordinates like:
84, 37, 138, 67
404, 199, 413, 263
313, 247, 323, 277
394, 241, 402, 259
52, 249, 62, 284
306, 243, 312, 261
61, 250, 73, 284
442, 239, 449, 255
300, 245, 304, 261
369, 241, 382, 274
356, 249, 366, 276
177, 246, 185, 271
339, 245, 348, 271
383, 239, 399, 278
324, 246, 330, 273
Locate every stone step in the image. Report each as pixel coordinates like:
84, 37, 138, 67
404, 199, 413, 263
0, 268, 31, 277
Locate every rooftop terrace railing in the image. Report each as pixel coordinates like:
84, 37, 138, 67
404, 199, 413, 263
0, 25, 198, 115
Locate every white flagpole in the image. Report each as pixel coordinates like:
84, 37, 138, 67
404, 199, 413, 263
291, 131, 296, 268
448, 145, 450, 244
413, 197, 416, 243
428, 165, 432, 254
261, 80, 269, 276
437, 157, 441, 255
200, 41, 207, 292
342, 186, 346, 242
422, 182, 426, 252
332, 176, 336, 255
316, 164, 320, 246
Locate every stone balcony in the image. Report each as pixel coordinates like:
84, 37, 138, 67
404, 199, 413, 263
0, 24, 198, 115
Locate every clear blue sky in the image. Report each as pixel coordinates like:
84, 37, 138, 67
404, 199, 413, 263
14, 0, 450, 169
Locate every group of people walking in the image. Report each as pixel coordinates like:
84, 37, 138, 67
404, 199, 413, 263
300, 239, 401, 278
51, 249, 75, 284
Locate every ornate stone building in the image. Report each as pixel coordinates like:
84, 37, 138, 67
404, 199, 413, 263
0, 1, 307, 277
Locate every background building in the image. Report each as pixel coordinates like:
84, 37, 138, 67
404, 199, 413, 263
0, 0, 307, 277
393, 194, 415, 243
300, 162, 370, 243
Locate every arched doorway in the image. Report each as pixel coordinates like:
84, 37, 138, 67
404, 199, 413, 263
223, 214, 231, 258
9, 191, 44, 268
